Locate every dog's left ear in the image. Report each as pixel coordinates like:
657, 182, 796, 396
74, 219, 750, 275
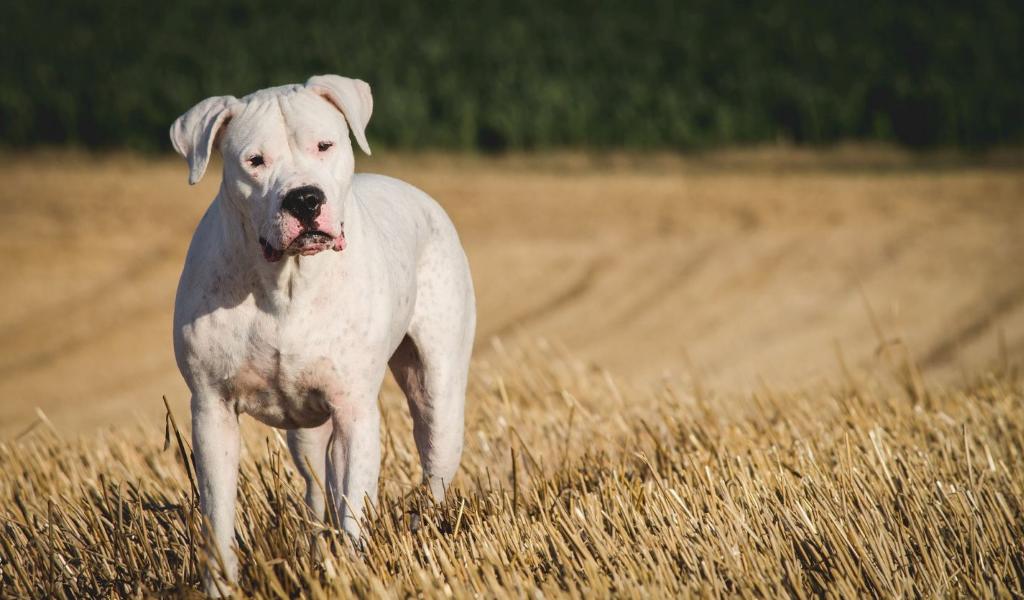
170, 95, 238, 185
305, 75, 373, 155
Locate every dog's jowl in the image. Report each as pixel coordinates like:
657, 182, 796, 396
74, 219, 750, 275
170, 75, 475, 595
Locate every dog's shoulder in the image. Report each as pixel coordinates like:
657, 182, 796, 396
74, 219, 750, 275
353, 173, 452, 224
352, 173, 430, 203
352, 172, 464, 254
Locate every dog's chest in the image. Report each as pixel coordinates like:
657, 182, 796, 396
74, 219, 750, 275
224, 311, 364, 429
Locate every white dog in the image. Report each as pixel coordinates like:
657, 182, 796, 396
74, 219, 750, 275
170, 75, 475, 594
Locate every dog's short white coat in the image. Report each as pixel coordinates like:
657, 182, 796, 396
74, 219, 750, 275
170, 75, 475, 594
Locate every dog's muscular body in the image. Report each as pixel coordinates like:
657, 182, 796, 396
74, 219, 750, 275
171, 76, 475, 595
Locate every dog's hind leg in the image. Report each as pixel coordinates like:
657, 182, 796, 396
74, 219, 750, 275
389, 258, 475, 501
327, 383, 383, 543
287, 421, 333, 522
389, 334, 465, 501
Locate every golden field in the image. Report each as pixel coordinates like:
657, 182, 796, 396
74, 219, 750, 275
0, 149, 1022, 596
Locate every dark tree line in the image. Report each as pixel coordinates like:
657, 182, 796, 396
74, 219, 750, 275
1, 0, 1021, 151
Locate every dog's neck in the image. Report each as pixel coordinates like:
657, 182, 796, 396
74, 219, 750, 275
216, 186, 360, 314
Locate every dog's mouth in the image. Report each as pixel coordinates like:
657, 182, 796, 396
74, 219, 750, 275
259, 237, 285, 262
290, 230, 333, 251
259, 228, 345, 262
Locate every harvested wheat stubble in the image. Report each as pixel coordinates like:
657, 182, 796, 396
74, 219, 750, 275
1, 341, 1022, 598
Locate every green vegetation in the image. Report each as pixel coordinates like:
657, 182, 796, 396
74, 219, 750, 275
2, 1, 1021, 151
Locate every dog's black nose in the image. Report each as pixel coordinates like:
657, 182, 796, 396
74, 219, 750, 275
282, 186, 326, 225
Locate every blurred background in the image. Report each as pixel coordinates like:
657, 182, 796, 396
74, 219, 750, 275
0, 1, 1022, 434
3, 0, 1023, 151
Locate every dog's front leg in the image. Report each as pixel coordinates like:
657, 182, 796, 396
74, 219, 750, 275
327, 393, 381, 544
192, 393, 241, 596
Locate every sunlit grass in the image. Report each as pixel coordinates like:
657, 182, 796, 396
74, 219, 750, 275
1, 340, 1022, 597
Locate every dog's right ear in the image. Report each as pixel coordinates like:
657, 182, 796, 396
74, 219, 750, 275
305, 75, 373, 156
170, 96, 237, 185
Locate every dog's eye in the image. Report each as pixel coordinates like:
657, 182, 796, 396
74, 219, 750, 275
317, 141, 334, 152
247, 154, 265, 167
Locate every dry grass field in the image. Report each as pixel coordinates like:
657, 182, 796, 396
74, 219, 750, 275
0, 148, 1022, 596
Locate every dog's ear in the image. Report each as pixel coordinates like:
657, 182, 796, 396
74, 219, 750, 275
305, 75, 373, 155
169, 95, 237, 185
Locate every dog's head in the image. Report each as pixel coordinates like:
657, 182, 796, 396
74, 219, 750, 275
170, 75, 373, 262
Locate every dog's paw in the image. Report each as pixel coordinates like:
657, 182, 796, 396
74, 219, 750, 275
202, 571, 237, 598
339, 528, 367, 555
